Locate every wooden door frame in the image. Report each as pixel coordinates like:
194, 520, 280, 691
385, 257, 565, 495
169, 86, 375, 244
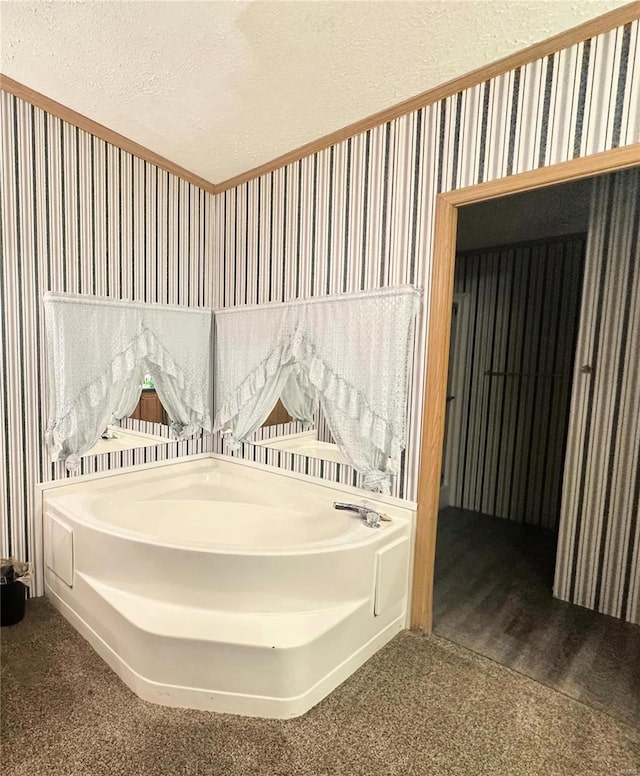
410, 142, 640, 633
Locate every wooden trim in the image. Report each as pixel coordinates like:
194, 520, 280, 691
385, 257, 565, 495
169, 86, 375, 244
262, 399, 292, 427
411, 197, 458, 632
2, 3, 637, 196
0, 73, 218, 195
446, 143, 640, 206
216, 2, 640, 192
410, 144, 640, 634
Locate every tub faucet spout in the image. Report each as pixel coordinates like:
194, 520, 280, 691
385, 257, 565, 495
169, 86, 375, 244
333, 501, 381, 529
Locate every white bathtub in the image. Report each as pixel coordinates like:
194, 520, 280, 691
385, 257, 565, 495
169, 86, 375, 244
41, 455, 414, 718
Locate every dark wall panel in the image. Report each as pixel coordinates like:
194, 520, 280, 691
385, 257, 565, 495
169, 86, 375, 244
451, 235, 586, 530
555, 168, 640, 624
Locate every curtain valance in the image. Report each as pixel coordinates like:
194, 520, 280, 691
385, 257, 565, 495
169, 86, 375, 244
44, 287, 420, 489
213, 286, 421, 492
44, 293, 212, 470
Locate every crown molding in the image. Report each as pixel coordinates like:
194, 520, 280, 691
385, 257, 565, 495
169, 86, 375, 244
0, 73, 218, 195
216, 1, 640, 192
2, 2, 638, 196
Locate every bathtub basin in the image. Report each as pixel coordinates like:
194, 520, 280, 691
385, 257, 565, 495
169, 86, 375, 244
42, 455, 414, 718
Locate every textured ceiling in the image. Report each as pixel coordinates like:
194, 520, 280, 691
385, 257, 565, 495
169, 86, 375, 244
0, 0, 630, 184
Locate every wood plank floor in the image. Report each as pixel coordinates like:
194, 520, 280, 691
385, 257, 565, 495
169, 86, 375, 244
433, 507, 640, 728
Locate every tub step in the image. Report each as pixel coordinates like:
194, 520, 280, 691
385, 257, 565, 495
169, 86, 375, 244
79, 572, 366, 648
65, 570, 384, 711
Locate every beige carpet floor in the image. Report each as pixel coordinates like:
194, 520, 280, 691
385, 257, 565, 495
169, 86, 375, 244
1, 599, 638, 776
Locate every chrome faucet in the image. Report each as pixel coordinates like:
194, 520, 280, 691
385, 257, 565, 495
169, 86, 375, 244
333, 501, 382, 529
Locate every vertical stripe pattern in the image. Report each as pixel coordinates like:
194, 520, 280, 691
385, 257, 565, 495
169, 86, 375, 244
0, 21, 638, 619
452, 235, 586, 530
211, 20, 639, 621
0, 93, 215, 594
555, 168, 640, 624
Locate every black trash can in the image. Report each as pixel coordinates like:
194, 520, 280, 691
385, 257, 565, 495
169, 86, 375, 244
1, 580, 27, 626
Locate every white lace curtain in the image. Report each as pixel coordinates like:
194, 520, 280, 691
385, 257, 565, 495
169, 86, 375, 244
214, 286, 421, 492
44, 293, 212, 470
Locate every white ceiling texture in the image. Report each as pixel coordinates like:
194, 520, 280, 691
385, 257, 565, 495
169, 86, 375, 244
0, 0, 629, 184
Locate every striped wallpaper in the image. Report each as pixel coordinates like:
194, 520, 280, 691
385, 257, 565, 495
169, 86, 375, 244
0, 91, 215, 595
314, 407, 336, 446
451, 234, 586, 531
211, 19, 639, 621
1, 18, 638, 618
555, 168, 640, 625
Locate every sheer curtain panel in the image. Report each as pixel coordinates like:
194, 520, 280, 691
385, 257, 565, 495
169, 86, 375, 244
214, 286, 421, 492
44, 293, 212, 470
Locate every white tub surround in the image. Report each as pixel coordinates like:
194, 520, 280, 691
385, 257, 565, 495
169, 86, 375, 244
42, 455, 415, 718
214, 286, 421, 493
43, 293, 213, 471
84, 426, 169, 456
257, 431, 348, 465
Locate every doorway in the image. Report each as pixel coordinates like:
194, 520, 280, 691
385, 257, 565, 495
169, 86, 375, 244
411, 147, 640, 726
412, 145, 640, 634
439, 182, 590, 521
433, 183, 594, 704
